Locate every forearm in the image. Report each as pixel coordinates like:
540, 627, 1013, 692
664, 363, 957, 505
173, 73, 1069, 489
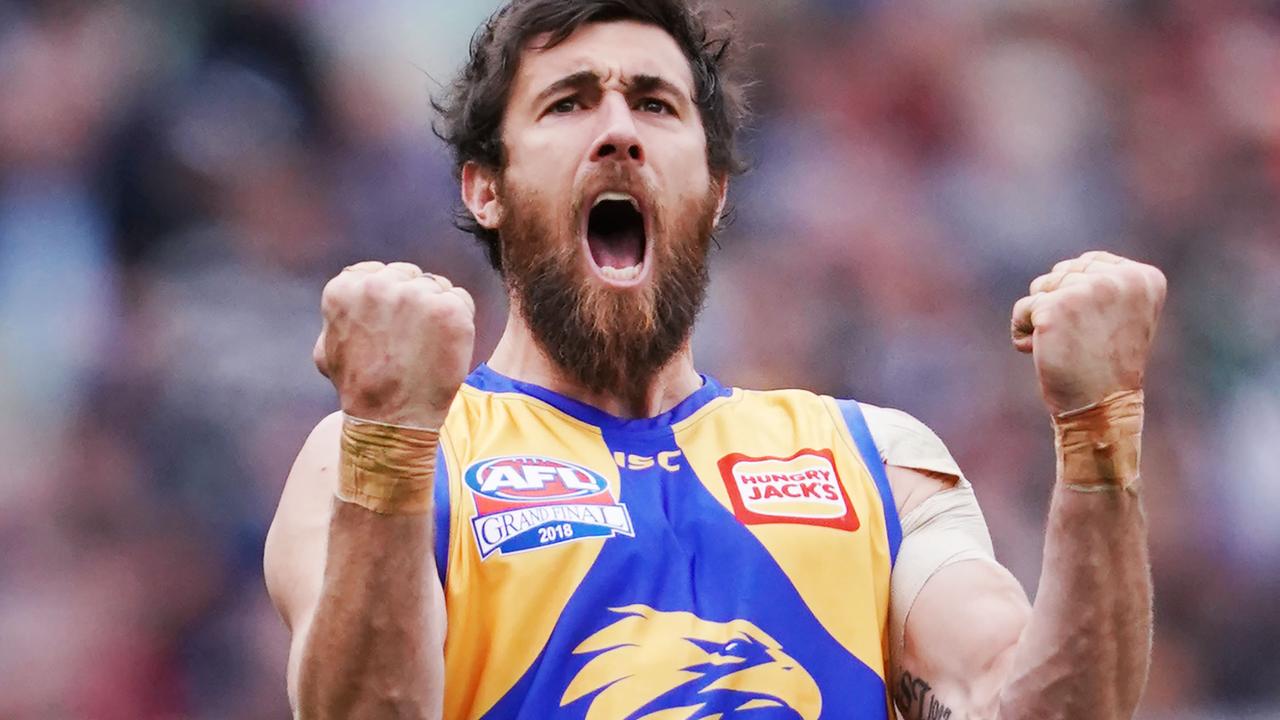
296, 417, 447, 719
297, 500, 445, 719
996, 392, 1152, 720
994, 483, 1151, 720
896, 254, 1164, 720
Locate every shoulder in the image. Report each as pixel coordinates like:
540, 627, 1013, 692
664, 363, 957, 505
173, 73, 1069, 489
857, 403, 968, 488
725, 389, 966, 487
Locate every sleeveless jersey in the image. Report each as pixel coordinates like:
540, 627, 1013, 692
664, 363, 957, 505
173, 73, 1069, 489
432, 364, 903, 720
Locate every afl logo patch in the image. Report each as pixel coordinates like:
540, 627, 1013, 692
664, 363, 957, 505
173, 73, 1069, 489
465, 456, 634, 559
466, 456, 609, 502
717, 449, 859, 532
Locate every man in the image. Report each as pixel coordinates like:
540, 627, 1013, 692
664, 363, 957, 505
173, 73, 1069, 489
264, 0, 1164, 717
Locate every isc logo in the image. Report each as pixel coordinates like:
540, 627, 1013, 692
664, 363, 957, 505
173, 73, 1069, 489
466, 456, 609, 503
613, 451, 683, 472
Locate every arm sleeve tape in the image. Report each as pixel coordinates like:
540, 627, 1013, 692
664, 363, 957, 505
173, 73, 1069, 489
888, 486, 998, 672
858, 403, 999, 670
860, 403, 970, 488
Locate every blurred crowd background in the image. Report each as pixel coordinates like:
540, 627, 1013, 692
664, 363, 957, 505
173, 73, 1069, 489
1, 0, 1278, 717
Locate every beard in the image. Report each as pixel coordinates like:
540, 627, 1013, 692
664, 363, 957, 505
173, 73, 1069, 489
498, 169, 720, 398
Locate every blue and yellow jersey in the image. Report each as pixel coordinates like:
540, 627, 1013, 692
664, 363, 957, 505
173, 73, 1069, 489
431, 364, 902, 720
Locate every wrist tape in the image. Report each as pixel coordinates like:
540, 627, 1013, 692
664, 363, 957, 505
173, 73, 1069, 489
337, 415, 439, 515
1052, 389, 1144, 492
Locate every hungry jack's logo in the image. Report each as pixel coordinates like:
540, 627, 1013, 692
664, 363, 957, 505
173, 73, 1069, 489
717, 449, 859, 531
465, 456, 634, 559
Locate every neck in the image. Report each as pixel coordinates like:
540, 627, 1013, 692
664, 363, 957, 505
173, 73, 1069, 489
487, 308, 703, 419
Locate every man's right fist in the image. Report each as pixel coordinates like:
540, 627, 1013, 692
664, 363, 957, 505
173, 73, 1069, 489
314, 261, 475, 429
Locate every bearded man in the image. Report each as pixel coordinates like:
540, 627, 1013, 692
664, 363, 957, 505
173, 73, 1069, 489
264, 1, 1164, 718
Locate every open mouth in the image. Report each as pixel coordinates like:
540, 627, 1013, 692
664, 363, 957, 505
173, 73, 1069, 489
585, 192, 648, 284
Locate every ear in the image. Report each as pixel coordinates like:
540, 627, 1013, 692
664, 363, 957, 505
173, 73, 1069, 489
462, 161, 502, 231
713, 173, 730, 227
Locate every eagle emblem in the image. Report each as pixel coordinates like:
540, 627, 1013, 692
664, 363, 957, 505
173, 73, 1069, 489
560, 605, 822, 719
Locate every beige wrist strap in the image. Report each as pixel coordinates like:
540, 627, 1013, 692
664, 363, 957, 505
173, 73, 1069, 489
1052, 389, 1144, 493
337, 415, 440, 515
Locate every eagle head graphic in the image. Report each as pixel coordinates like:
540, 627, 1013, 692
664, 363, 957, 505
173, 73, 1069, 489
560, 605, 822, 720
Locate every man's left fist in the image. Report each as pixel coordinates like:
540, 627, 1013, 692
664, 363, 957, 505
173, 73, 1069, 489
1012, 251, 1167, 415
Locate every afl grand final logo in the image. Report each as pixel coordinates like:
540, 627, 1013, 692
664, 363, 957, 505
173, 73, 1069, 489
464, 456, 634, 559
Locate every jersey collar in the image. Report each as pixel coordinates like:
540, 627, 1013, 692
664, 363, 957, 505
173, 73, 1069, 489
465, 363, 730, 433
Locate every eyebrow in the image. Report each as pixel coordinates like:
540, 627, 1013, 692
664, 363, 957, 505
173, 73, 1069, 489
530, 70, 692, 110
627, 74, 688, 104
531, 70, 601, 109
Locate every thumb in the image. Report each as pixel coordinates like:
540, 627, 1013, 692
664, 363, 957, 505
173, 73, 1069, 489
1010, 293, 1042, 354
313, 327, 331, 379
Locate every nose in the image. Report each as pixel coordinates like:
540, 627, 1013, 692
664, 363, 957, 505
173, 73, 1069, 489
590, 93, 645, 165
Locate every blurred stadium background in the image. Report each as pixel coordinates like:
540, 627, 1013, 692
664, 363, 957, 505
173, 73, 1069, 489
1, 0, 1278, 717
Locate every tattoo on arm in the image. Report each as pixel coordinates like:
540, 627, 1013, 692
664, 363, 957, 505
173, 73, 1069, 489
896, 671, 955, 720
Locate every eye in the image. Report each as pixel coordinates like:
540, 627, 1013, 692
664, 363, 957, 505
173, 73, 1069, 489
549, 97, 579, 114
637, 98, 674, 115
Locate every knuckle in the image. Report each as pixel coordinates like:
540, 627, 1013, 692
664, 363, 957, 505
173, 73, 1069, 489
1054, 285, 1088, 313
433, 295, 476, 329
422, 294, 456, 320
321, 281, 353, 313
1114, 267, 1149, 298
390, 282, 421, 309
322, 273, 350, 296
386, 262, 424, 277
1147, 266, 1168, 294
451, 292, 476, 319
348, 261, 385, 273
360, 275, 393, 300
1089, 274, 1122, 302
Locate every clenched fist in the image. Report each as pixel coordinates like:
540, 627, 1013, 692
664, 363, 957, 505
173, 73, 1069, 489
314, 261, 475, 428
1012, 251, 1167, 415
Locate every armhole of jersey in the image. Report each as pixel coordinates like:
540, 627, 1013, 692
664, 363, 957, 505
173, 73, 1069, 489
433, 441, 450, 587
834, 399, 902, 566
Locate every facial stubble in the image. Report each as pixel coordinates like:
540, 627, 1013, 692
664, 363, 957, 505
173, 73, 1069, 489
499, 177, 721, 398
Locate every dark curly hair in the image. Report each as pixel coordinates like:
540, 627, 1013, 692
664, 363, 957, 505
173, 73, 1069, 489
432, 0, 749, 271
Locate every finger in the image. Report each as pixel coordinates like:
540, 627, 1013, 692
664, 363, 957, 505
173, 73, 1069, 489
449, 285, 476, 317
1086, 250, 1126, 265
344, 261, 385, 274
424, 273, 454, 290
1142, 264, 1168, 307
1030, 271, 1068, 295
382, 262, 424, 280
1011, 293, 1041, 353
1051, 250, 1124, 276
1056, 272, 1091, 290
1036, 251, 1131, 293
405, 273, 446, 294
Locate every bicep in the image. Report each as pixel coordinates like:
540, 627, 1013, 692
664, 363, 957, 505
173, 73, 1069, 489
881, 463, 1026, 719
894, 560, 1030, 719
264, 411, 343, 703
